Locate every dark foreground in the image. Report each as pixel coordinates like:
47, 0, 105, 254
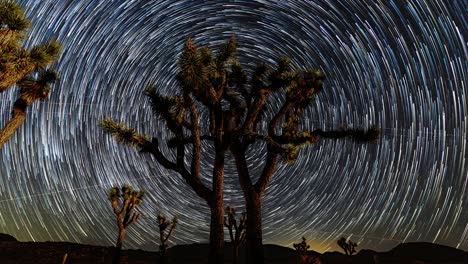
0, 233, 466, 263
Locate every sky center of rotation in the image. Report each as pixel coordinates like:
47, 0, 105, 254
0, 0, 466, 253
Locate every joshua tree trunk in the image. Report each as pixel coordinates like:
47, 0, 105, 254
0, 102, 27, 149
233, 245, 239, 264
209, 143, 225, 264
209, 200, 224, 264
113, 228, 126, 264
245, 194, 263, 264
231, 143, 279, 264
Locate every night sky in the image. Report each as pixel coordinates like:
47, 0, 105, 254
0, 0, 467, 253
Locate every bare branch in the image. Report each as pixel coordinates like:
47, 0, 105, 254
311, 127, 379, 142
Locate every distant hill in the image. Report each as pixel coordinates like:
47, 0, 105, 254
0, 233, 466, 263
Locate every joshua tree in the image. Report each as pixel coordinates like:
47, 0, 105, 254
293, 237, 310, 255
222, 54, 378, 263
294, 237, 322, 264
157, 213, 178, 262
101, 36, 378, 264
100, 36, 241, 263
224, 206, 246, 264
337, 237, 357, 256
0, 0, 60, 149
107, 185, 145, 264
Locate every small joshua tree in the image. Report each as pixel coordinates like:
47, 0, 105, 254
293, 237, 322, 264
108, 185, 145, 264
337, 237, 357, 256
224, 206, 246, 264
293, 236, 310, 255
158, 213, 178, 262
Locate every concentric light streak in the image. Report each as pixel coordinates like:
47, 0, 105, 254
0, 0, 466, 253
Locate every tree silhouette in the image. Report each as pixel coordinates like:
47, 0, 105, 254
100, 36, 240, 263
224, 206, 246, 264
337, 237, 357, 256
157, 213, 178, 263
223, 53, 378, 263
293, 236, 310, 255
100, 36, 378, 264
107, 185, 145, 264
0, 0, 60, 148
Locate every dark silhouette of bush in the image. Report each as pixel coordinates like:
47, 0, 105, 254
337, 237, 357, 256
293, 236, 310, 255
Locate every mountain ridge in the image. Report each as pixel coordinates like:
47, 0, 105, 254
0, 233, 466, 263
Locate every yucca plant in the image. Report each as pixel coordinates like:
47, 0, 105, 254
157, 213, 178, 263
0, 69, 58, 148
107, 185, 145, 264
224, 206, 246, 264
0, 0, 61, 149
100, 36, 378, 264
337, 237, 358, 256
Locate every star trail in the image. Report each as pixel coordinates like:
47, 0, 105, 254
0, 0, 466, 253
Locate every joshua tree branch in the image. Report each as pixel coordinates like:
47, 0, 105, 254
268, 101, 292, 136
163, 225, 176, 244
111, 200, 121, 215
184, 94, 202, 180
243, 90, 271, 130
125, 212, 139, 228
310, 128, 379, 142
100, 119, 213, 205
230, 141, 255, 195
254, 146, 279, 195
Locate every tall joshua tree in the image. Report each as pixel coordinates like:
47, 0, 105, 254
223, 56, 378, 263
100, 36, 378, 263
224, 206, 246, 264
100, 37, 239, 263
0, 0, 61, 149
108, 185, 145, 264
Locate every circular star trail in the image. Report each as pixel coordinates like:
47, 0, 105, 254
0, 0, 466, 253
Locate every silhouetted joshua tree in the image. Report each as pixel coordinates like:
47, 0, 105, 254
101, 36, 240, 264
0, 0, 61, 149
224, 206, 246, 264
223, 54, 379, 263
294, 236, 310, 255
158, 213, 178, 263
100, 36, 379, 264
107, 185, 145, 264
337, 237, 357, 256
294, 237, 321, 264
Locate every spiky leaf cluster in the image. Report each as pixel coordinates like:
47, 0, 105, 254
145, 86, 186, 132
158, 213, 178, 230
0, 0, 29, 32
158, 213, 178, 256
18, 69, 58, 103
100, 119, 150, 147
107, 185, 145, 205
0, 1, 61, 92
108, 185, 145, 232
0, 1, 61, 150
